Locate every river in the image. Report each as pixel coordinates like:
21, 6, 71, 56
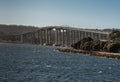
0, 43, 120, 82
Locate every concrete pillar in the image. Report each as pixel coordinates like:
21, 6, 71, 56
85, 32, 87, 38
76, 30, 79, 42
23, 34, 26, 43
92, 33, 95, 39
74, 30, 77, 43
66, 29, 70, 46
79, 31, 82, 40
37, 30, 40, 44
64, 29, 67, 46
35, 32, 39, 44
69, 30, 72, 46
45, 29, 48, 45
91, 32, 94, 39
72, 30, 75, 43
82, 31, 85, 39
98, 34, 101, 40
71, 30, 73, 44
78, 31, 80, 41
96, 33, 99, 39
57, 30, 59, 45
21, 34, 24, 43
32, 32, 35, 44
48, 30, 51, 45
106, 34, 109, 40
62, 29, 64, 46
71, 30, 75, 44
43, 30, 46, 45
58, 29, 62, 45
40, 30, 43, 45
55, 29, 58, 46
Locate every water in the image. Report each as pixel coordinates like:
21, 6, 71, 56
0, 43, 120, 82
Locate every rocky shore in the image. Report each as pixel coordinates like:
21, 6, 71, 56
56, 47, 120, 59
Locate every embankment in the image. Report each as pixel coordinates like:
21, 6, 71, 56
56, 47, 120, 59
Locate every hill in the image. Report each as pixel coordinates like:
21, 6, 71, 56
0, 24, 40, 36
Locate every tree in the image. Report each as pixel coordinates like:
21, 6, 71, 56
109, 30, 120, 39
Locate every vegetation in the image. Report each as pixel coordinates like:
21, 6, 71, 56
71, 30, 120, 53
109, 30, 120, 39
0, 24, 39, 42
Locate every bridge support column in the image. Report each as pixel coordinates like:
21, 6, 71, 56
55, 29, 58, 46
69, 30, 72, 46
75, 30, 77, 43
23, 34, 26, 43
64, 30, 67, 46
91, 33, 94, 39
73, 30, 75, 43
76, 30, 79, 42
78, 31, 81, 41
80, 31, 84, 39
45, 29, 48, 45
92, 33, 95, 39
66, 29, 70, 46
62, 29, 65, 46
37, 31, 40, 44
79, 31, 82, 40
43, 30, 46, 45
48, 30, 51, 45
98, 34, 101, 40
40, 30, 43, 45
32, 32, 35, 44
21, 34, 24, 43
58, 29, 62, 46
71, 30, 74, 45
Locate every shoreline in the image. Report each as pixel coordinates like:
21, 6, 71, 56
56, 47, 120, 59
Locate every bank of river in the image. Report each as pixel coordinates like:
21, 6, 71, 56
57, 47, 120, 59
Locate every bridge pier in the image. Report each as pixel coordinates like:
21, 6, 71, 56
48, 30, 52, 45
55, 29, 58, 46
45, 29, 48, 45
59, 29, 62, 46
20, 34, 24, 43
66, 29, 70, 46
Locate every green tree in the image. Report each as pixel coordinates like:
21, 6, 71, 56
109, 30, 120, 39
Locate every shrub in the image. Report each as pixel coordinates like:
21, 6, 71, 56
109, 30, 120, 40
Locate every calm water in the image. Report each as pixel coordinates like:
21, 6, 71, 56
0, 43, 120, 82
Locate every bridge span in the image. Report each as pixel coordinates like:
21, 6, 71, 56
15, 26, 110, 46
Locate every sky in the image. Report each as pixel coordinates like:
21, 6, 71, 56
0, 0, 120, 29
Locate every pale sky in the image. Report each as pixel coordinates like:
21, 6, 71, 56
0, 0, 120, 29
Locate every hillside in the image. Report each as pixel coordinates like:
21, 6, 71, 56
0, 24, 40, 36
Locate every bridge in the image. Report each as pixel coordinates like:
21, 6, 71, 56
14, 26, 110, 46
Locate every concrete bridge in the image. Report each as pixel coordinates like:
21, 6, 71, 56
15, 26, 110, 46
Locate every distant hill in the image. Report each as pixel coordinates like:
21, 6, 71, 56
0, 24, 40, 36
